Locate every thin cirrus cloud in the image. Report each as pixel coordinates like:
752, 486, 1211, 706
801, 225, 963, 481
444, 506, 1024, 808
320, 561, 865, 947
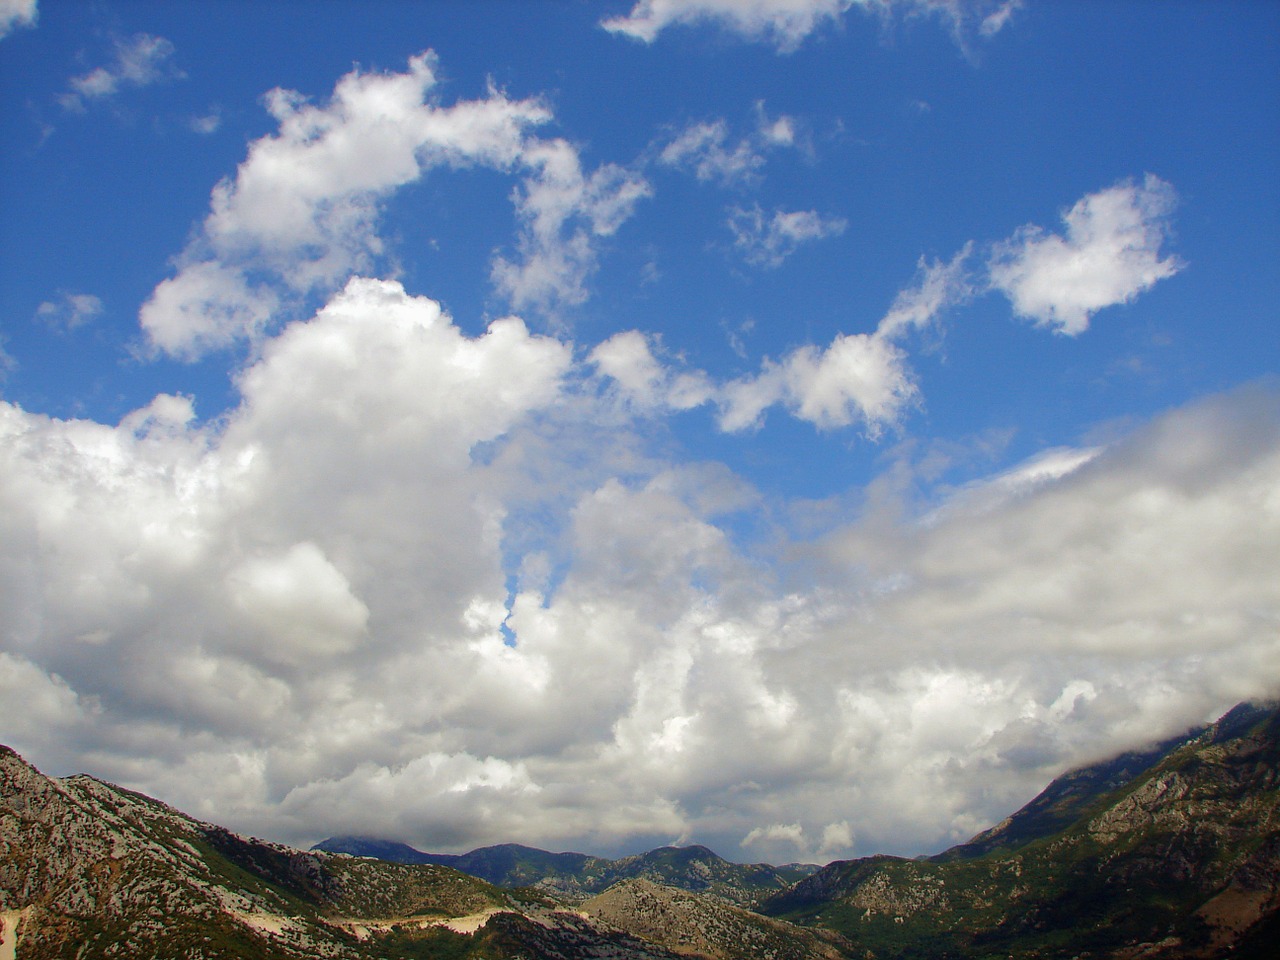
602, 0, 1023, 52
35, 292, 104, 331
140, 52, 651, 359
603, 0, 858, 51
58, 32, 181, 112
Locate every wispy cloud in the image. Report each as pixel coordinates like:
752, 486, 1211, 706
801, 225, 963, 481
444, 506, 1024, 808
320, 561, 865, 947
727, 204, 847, 268
659, 119, 766, 186
59, 33, 181, 112
604, 0, 856, 53
603, 0, 1022, 53
0, 0, 36, 40
36, 291, 104, 331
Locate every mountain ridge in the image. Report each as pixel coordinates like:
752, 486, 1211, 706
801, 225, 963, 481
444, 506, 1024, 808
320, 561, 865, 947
4, 700, 1279, 958
312, 835, 819, 907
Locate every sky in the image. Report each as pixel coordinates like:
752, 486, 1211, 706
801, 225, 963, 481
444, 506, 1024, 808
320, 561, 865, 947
0, 0, 1278, 866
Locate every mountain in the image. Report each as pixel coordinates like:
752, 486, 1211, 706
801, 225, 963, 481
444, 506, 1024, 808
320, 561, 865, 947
0, 745, 685, 959
581, 878, 849, 960
6, 701, 1279, 959
314, 836, 817, 907
760, 701, 1280, 959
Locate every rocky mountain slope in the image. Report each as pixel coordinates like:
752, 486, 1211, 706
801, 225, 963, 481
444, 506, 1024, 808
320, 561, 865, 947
760, 701, 1280, 959
314, 837, 816, 907
0, 746, 684, 959
581, 878, 848, 960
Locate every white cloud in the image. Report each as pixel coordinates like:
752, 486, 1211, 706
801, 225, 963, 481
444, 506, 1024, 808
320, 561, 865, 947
590, 330, 713, 413
143, 52, 645, 358
659, 119, 766, 186
189, 107, 222, 135
754, 101, 797, 147
727, 204, 847, 268
603, 0, 856, 52
0, 0, 35, 40
602, 0, 1021, 52
492, 139, 651, 313
1, 269, 1277, 859
59, 33, 180, 112
988, 174, 1184, 335
718, 245, 971, 433
719, 332, 916, 434
979, 0, 1022, 37
876, 244, 973, 340
140, 261, 279, 360
36, 292, 103, 331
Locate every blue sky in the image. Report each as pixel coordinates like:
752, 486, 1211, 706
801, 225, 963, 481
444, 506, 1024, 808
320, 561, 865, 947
1, 0, 1277, 864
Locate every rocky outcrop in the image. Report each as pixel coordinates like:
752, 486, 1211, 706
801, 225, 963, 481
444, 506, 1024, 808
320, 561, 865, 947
0, 747, 708, 959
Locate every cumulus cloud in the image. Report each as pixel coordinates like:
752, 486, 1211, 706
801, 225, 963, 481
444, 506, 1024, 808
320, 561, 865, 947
988, 174, 1184, 335
589, 330, 714, 413
718, 246, 972, 433
59, 33, 180, 112
727, 204, 847, 268
1, 264, 1277, 861
141, 52, 647, 357
0, 0, 35, 40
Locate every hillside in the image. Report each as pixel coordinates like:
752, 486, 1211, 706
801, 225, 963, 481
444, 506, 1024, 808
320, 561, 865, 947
581, 878, 848, 960
760, 702, 1280, 958
0, 746, 684, 959
314, 837, 816, 907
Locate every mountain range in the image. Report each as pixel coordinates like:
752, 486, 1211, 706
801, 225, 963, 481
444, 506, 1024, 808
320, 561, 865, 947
2, 702, 1278, 958
310, 837, 818, 907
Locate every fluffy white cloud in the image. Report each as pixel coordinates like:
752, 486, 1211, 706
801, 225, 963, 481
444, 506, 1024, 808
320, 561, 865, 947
1, 266, 1277, 861
0, 0, 36, 40
59, 33, 180, 112
988, 174, 1184, 335
590, 330, 714, 413
718, 246, 970, 433
142, 52, 647, 358
141, 261, 279, 359
728, 205, 848, 268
